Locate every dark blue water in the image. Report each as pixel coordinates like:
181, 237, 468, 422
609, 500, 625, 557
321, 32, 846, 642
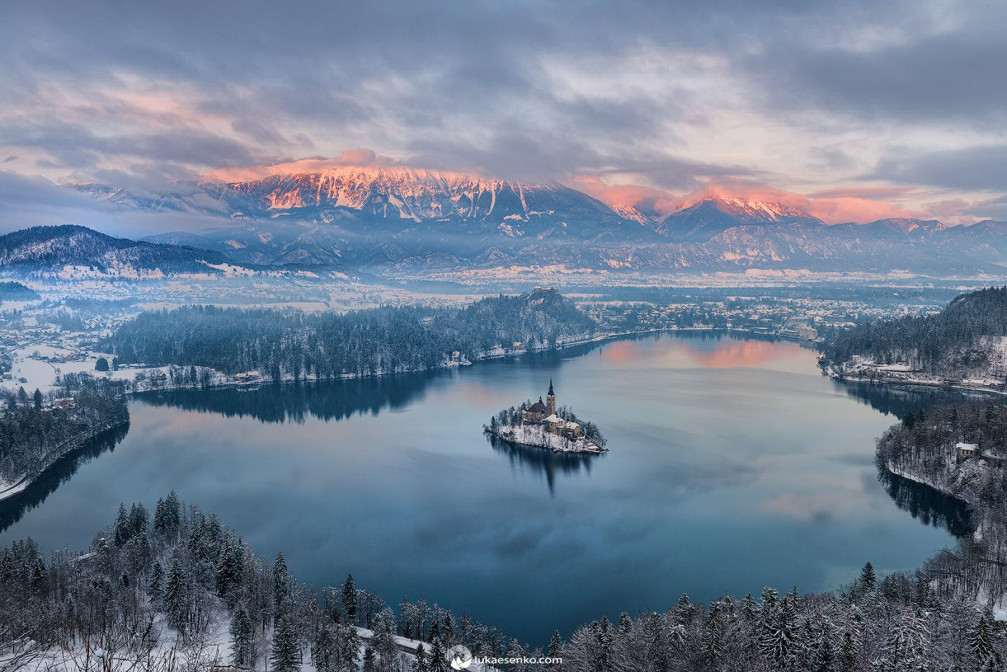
0, 333, 964, 643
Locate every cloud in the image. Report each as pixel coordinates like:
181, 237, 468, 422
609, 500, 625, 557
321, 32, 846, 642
1, 0, 1005, 228
570, 177, 683, 219
203, 149, 394, 182
874, 145, 1007, 192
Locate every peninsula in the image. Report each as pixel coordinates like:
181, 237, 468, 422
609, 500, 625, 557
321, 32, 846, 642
485, 380, 607, 454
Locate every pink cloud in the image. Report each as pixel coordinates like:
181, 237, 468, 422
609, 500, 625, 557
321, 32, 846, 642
575, 176, 930, 224
570, 176, 682, 219
203, 148, 394, 182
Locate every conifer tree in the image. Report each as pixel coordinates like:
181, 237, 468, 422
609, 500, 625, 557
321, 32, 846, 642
164, 557, 188, 635
273, 551, 290, 614
113, 503, 130, 547
271, 613, 299, 672
413, 643, 430, 672
968, 614, 999, 669
860, 562, 876, 591
230, 604, 255, 667
342, 574, 357, 624
548, 630, 563, 669
147, 560, 163, 602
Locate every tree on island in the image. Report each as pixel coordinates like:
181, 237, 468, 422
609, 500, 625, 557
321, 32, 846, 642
95, 356, 110, 372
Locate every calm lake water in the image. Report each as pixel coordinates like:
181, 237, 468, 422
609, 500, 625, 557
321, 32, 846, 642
0, 333, 969, 643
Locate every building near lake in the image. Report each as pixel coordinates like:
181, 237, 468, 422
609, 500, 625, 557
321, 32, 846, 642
522, 380, 583, 439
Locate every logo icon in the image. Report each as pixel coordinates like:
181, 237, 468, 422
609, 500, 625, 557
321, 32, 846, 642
447, 644, 473, 670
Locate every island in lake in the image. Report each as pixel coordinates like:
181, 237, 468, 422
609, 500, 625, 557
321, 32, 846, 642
485, 380, 607, 454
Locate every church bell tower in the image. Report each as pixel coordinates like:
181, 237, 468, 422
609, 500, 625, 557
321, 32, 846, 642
546, 379, 556, 416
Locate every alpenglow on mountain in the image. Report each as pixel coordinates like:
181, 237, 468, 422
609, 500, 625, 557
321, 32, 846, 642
71, 163, 1007, 276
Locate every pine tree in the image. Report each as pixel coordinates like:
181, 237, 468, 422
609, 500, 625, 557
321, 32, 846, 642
32, 388, 42, 411
700, 605, 723, 669
113, 503, 130, 547
859, 562, 876, 591
313, 621, 337, 672
548, 630, 563, 670
337, 621, 360, 671
760, 594, 798, 669
373, 608, 397, 672
413, 643, 430, 672
273, 551, 290, 614
618, 612, 632, 634
743, 593, 757, 623
164, 558, 188, 635
342, 574, 357, 624
230, 604, 255, 667
596, 615, 613, 672
881, 608, 930, 672
147, 560, 163, 602
271, 613, 299, 672
428, 636, 448, 672
968, 614, 999, 669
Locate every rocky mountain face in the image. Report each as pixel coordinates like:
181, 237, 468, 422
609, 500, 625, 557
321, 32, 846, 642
71, 168, 1007, 276
0, 225, 253, 277
656, 197, 823, 242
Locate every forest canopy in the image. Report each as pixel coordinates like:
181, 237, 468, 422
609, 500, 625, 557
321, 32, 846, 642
110, 289, 596, 380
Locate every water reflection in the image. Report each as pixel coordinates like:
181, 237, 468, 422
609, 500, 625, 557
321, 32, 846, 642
0, 424, 129, 533
877, 468, 974, 537
486, 434, 599, 496
835, 381, 976, 419
139, 372, 447, 424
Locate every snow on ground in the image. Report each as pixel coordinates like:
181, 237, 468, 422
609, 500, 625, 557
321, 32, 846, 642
0, 618, 503, 671
493, 424, 606, 453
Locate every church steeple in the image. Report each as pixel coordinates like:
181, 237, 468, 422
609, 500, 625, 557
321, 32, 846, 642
548, 379, 554, 396
546, 379, 556, 416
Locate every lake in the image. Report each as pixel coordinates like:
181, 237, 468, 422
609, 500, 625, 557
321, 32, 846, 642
0, 333, 967, 644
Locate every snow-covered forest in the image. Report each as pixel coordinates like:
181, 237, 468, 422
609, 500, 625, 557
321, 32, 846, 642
5, 490, 1007, 671
109, 289, 596, 381
0, 374, 128, 488
0, 493, 515, 671
825, 287, 1007, 382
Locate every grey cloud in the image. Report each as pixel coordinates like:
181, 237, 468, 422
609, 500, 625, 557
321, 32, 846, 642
874, 145, 1007, 192
1, 0, 1004, 199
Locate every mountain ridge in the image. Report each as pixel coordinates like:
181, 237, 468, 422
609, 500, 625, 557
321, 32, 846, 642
67, 170, 1007, 276
0, 225, 256, 277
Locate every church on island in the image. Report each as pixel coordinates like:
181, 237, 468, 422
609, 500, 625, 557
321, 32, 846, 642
485, 380, 606, 454
523, 380, 584, 440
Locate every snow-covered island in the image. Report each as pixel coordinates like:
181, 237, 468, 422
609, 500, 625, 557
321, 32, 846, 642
485, 380, 607, 454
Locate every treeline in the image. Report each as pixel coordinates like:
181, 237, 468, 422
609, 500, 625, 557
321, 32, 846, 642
0, 281, 39, 302
877, 399, 1007, 508
825, 286, 1007, 377
556, 566, 1004, 672
0, 373, 128, 485
6, 496, 1007, 671
491, 401, 607, 446
0, 494, 514, 671
109, 288, 596, 380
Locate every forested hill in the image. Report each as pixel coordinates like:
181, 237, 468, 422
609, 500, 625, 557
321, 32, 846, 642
825, 286, 1007, 379
110, 288, 596, 379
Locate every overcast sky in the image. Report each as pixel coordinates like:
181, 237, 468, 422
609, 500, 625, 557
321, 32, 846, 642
2, 0, 1006, 230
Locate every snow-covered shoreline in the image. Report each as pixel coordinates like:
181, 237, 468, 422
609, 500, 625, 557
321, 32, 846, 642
0, 419, 130, 503
486, 424, 607, 454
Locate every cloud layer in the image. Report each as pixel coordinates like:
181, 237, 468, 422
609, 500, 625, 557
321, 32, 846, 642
2, 0, 1006, 227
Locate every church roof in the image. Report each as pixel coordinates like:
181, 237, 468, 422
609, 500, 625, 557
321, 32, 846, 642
527, 401, 547, 413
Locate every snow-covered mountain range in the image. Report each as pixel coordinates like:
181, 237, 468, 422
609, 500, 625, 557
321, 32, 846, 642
63, 165, 1007, 276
